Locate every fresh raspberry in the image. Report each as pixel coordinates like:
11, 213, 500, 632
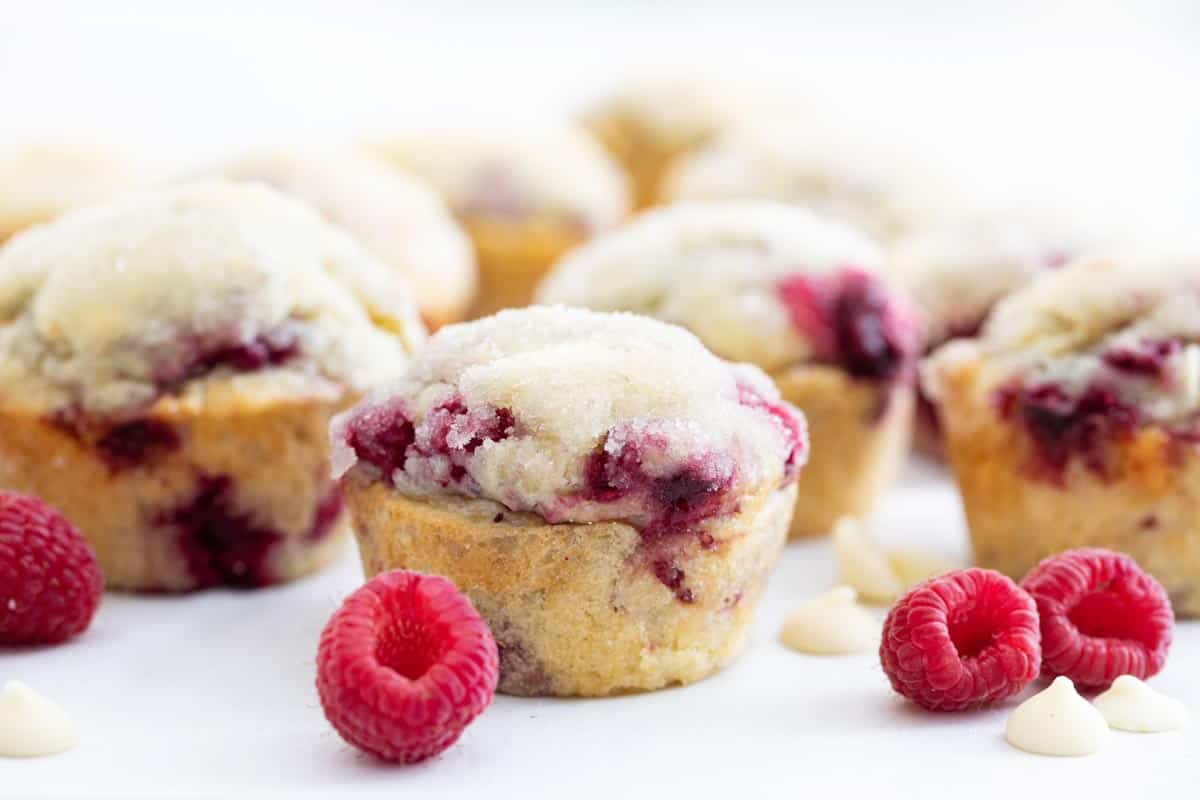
316, 570, 499, 763
0, 491, 103, 644
880, 568, 1041, 711
1020, 548, 1173, 690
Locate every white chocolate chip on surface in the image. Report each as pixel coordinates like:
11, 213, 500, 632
1006, 677, 1108, 757
0, 681, 79, 758
887, 548, 959, 589
780, 586, 881, 655
1093, 675, 1188, 733
831, 517, 904, 604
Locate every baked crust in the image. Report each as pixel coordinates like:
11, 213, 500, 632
347, 474, 795, 696
465, 218, 585, 318
773, 365, 913, 537
937, 355, 1200, 617
0, 391, 348, 591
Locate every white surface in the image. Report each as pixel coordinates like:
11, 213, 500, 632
5, 459, 1196, 799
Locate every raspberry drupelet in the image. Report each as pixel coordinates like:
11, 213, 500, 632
334, 307, 806, 696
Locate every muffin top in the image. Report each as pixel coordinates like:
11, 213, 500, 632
0, 179, 426, 416
582, 75, 767, 152
889, 211, 1103, 348
536, 202, 919, 379
660, 124, 952, 241
0, 143, 143, 242
364, 128, 629, 234
926, 250, 1200, 428
332, 307, 806, 534
200, 150, 476, 325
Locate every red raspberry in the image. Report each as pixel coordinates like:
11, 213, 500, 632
880, 568, 1041, 711
0, 491, 103, 644
316, 570, 499, 763
1021, 548, 1173, 690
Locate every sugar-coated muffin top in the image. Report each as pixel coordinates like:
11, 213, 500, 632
201, 150, 476, 324
582, 75, 771, 151
537, 202, 919, 378
888, 211, 1104, 347
0, 143, 143, 241
332, 307, 807, 533
0, 179, 426, 416
926, 250, 1200, 427
364, 128, 629, 234
661, 124, 953, 241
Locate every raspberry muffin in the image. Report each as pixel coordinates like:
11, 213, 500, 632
537, 203, 920, 538
581, 76, 769, 209
925, 251, 1200, 615
0, 180, 425, 592
0, 143, 142, 243
333, 307, 806, 696
888, 211, 1102, 452
365, 129, 629, 317
200, 150, 476, 328
660, 124, 952, 242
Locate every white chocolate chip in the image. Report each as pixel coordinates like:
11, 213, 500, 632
887, 548, 959, 588
780, 586, 881, 655
1182, 344, 1200, 412
1093, 675, 1188, 733
0, 681, 79, 758
831, 517, 904, 604
1006, 676, 1108, 757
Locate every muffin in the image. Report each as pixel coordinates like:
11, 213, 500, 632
888, 211, 1103, 452
660, 124, 953, 242
0, 180, 425, 591
333, 307, 806, 696
364, 129, 629, 317
199, 150, 476, 329
537, 203, 920, 538
925, 251, 1200, 616
581, 76, 770, 209
0, 143, 142, 243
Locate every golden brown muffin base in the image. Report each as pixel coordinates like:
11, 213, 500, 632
772, 365, 914, 538
938, 359, 1200, 616
465, 218, 586, 319
346, 475, 796, 696
0, 390, 349, 591
585, 114, 696, 210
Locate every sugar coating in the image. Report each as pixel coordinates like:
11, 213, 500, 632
200, 150, 476, 322
0, 179, 425, 415
537, 202, 887, 372
583, 75, 774, 151
332, 306, 805, 525
925, 250, 1200, 426
0, 143, 143, 241
365, 128, 630, 234
661, 124, 954, 241
888, 211, 1102, 346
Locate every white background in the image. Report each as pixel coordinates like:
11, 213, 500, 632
1, 3, 1198, 798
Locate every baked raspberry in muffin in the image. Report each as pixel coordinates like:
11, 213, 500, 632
581, 75, 775, 210
925, 251, 1200, 616
660, 124, 954, 242
888, 211, 1102, 453
0, 142, 142, 243
364, 128, 629, 317
0, 180, 425, 591
537, 203, 920, 538
199, 149, 476, 329
333, 307, 806, 696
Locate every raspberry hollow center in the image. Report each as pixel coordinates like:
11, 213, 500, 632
948, 612, 997, 659
375, 619, 444, 681
1067, 584, 1156, 646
